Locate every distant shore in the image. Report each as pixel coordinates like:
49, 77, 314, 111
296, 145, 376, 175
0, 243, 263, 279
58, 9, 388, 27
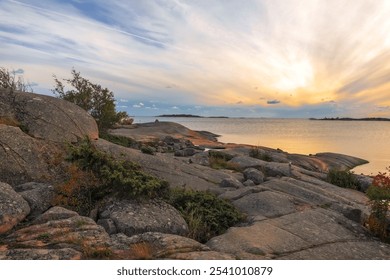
310, 117, 390, 121
156, 114, 229, 118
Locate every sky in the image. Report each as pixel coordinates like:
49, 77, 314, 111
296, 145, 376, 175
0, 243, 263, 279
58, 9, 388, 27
1, 0, 390, 117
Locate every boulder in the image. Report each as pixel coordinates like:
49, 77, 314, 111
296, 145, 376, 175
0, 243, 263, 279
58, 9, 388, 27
14, 182, 56, 219
3, 207, 111, 260
0, 125, 59, 185
0, 89, 98, 143
243, 168, 265, 184
219, 177, 243, 189
232, 191, 297, 219
98, 200, 188, 237
0, 182, 30, 234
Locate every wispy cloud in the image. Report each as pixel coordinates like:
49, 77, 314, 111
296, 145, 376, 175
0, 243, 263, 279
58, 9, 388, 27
1, 0, 390, 117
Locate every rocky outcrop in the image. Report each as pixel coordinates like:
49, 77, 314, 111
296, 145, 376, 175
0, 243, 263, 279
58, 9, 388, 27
2, 206, 111, 260
0, 89, 98, 143
0, 182, 30, 234
14, 182, 56, 219
0, 125, 60, 185
98, 200, 189, 237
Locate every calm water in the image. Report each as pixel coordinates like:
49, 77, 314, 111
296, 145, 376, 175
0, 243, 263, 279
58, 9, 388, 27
134, 117, 390, 175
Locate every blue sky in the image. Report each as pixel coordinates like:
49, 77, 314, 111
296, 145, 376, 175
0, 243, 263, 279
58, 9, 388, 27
1, 0, 390, 117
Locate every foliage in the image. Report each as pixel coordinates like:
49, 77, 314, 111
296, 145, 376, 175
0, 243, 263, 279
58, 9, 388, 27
326, 169, 360, 190
366, 168, 390, 242
52, 69, 127, 132
208, 150, 240, 170
165, 187, 245, 243
54, 138, 169, 215
141, 145, 156, 155
249, 147, 273, 162
99, 132, 139, 149
67, 138, 169, 199
0, 67, 33, 92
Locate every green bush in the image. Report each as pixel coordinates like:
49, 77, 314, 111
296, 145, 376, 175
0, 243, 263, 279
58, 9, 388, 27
99, 133, 139, 149
249, 147, 272, 162
208, 150, 239, 170
326, 169, 360, 190
165, 188, 244, 243
66, 138, 168, 200
141, 145, 156, 155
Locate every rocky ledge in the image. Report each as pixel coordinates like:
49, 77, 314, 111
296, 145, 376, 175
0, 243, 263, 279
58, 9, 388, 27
0, 89, 389, 259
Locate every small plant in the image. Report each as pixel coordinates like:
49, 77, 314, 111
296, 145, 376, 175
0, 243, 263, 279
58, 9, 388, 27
128, 242, 153, 260
99, 133, 139, 149
165, 187, 245, 243
366, 168, 390, 242
208, 150, 239, 170
326, 169, 360, 190
249, 147, 272, 162
37, 233, 51, 242
141, 145, 156, 155
54, 138, 169, 216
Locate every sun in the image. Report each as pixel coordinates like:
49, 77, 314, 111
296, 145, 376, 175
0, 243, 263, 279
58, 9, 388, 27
273, 59, 314, 92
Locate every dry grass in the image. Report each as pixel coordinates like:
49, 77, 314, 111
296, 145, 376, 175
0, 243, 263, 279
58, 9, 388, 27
0, 116, 20, 127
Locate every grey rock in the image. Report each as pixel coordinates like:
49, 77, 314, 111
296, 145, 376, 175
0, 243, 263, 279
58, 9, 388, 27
0, 248, 82, 260
174, 148, 197, 157
243, 168, 265, 184
233, 191, 297, 218
220, 177, 243, 189
243, 179, 255, 186
0, 126, 60, 186
109, 232, 234, 260
97, 218, 117, 235
0, 182, 30, 234
0, 89, 98, 143
354, 174, 373, 192
15, 182, 56, 219
99, 200, 188, 237
32, 206, 78, 225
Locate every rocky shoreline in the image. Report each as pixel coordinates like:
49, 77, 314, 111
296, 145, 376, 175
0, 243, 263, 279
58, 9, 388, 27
1, 89, 389, 259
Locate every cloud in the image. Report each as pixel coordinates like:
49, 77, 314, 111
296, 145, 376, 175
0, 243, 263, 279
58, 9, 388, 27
267, 100, 281, 105
1, 0, 390, 117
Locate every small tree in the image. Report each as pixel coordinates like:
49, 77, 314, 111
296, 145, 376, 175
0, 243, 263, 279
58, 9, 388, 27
53, 69, 127, 132
366, 167, 390, 242
0, 67, 33, 93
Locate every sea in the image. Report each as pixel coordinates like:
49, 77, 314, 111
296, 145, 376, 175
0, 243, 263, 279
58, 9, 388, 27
133, 117, 390, 176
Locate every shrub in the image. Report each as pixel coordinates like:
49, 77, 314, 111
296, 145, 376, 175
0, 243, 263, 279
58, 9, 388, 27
52, 69, 128, 132
366, 169, 390, 242
208, 150, 239, 170
141, 145, 156, 155
165, 187, 245, 243
249, 147, 273, 162
0, 67, 33, 92
326, 169, 360, 189
99, 133, 139, 149
54, 138, 169, 215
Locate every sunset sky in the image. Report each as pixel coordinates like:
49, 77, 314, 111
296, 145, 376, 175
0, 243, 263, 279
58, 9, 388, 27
1, 0, 390, 117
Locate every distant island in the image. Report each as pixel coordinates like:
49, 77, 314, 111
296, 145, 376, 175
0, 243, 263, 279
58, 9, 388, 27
156, 114, 228, 118
310, 117, 390, 121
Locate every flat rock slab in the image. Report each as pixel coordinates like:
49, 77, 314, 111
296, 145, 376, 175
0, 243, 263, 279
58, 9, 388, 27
207, 208, 389, 259
233, 191, 297, 218
110, 232, 234, 260
99, 200, 188, 237
0, 182, 30, 234
0, 248, 82, 260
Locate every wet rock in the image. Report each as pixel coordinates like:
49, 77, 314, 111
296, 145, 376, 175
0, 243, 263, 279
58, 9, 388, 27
0, 182, 30, 234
